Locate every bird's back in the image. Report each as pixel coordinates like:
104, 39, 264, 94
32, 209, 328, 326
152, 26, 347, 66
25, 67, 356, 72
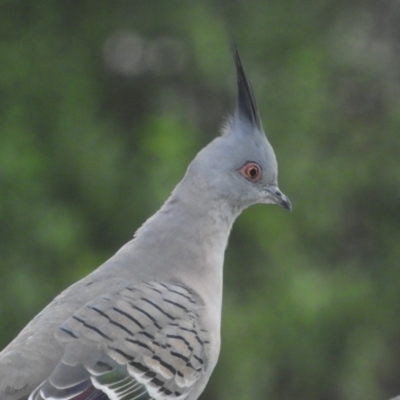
0, 269, 120, 400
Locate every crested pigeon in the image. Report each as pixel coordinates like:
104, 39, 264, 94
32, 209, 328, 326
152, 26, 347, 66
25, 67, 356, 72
0, 44, 291, 400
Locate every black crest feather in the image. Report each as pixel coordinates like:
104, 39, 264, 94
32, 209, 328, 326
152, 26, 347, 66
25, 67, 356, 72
231, 42, 261, 129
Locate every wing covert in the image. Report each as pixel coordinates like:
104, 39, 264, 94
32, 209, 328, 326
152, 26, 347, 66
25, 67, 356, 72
30, 281, 210, 400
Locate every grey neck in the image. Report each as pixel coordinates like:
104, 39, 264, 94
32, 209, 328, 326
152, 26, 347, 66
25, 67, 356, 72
138, 177, 241, 259
115, 175, 243, 285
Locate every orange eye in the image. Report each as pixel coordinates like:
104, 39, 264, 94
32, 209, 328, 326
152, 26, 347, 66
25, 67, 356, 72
239, 162, 262, 182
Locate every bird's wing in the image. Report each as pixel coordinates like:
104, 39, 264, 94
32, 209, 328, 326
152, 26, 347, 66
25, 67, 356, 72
29, 281, 210, 400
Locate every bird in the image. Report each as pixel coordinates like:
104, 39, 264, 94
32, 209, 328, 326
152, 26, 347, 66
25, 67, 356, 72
0, 43, 291, 400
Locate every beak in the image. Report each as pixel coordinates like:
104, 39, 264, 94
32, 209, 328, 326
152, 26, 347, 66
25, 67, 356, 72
266, 186, 292, 211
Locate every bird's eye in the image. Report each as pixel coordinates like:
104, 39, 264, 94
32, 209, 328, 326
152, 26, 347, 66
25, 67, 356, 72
239, 162, 262, 182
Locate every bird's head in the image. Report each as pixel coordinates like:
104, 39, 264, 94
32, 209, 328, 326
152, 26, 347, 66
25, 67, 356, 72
185, 44, 291, 213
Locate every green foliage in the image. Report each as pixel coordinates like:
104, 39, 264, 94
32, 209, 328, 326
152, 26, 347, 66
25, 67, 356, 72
1, 1, 400, 399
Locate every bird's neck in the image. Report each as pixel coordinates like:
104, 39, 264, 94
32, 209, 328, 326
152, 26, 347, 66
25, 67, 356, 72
136, 187, 240, 266
124, 178, 242, 299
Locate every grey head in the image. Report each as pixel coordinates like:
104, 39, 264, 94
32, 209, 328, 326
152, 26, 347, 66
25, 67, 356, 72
180, 43, 291, 215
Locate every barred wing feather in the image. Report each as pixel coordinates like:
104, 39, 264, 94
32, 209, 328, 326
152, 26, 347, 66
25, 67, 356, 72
28, 282, 210, 400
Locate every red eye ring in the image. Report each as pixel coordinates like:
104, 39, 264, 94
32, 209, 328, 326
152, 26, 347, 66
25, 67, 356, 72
239, 162, 262, 182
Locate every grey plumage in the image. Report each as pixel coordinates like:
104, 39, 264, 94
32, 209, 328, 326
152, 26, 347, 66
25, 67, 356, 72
0, 43, 291, 400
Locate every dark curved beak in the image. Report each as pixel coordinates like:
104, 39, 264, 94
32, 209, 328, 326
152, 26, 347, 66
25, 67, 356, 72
266, 186, 292, 211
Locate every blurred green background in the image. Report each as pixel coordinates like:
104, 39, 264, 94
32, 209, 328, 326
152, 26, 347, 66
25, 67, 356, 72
1, 1, 400, 399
